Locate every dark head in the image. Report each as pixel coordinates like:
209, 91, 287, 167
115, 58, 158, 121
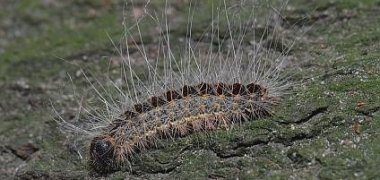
89, 136, 115, 172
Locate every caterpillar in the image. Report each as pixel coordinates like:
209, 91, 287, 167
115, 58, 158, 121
56, 0, 296, 173
90, 82, 280, 172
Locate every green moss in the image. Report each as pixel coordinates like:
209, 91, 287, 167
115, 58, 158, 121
2, 0, 380, 179
327, 78, 380, 92
0, 14, 122, 80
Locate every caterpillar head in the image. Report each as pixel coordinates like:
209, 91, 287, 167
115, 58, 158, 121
89, 135, 116, 172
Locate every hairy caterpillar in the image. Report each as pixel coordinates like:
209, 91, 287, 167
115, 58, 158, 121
56, 0, 297, 173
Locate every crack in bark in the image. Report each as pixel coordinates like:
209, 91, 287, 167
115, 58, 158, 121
279, 106, 329, 125
356, 106, 380, 117
211, 135, 271, 159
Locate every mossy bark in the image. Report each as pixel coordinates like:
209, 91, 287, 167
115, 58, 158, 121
0, 0, 379, 179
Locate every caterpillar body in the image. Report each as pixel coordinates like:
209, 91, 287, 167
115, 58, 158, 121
57, 0, 295, 173
90, 82, 280, 172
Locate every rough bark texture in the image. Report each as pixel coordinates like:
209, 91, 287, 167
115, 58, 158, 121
0, 0, 379, 179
